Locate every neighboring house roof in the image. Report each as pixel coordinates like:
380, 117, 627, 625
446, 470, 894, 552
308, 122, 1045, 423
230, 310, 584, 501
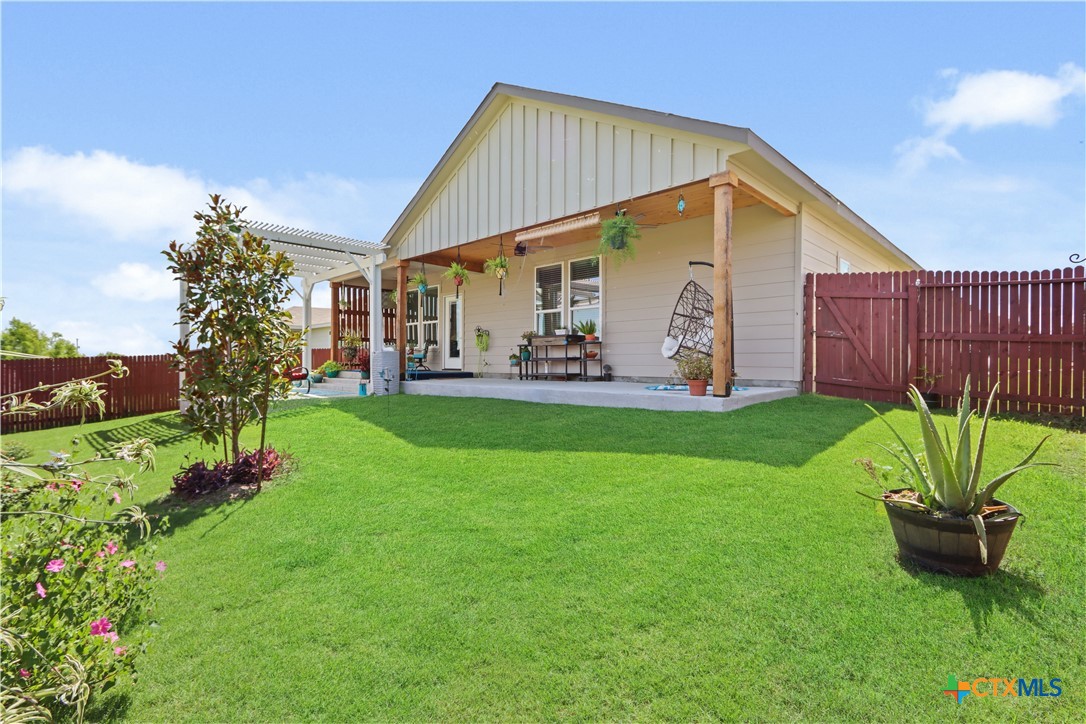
287, 306, 332, 330
381, 82, 917, 268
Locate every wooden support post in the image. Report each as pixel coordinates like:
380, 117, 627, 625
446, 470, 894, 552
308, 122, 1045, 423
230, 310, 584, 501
710, 170, 739, 397
396, 261, 408, 376
330, 281, 341, 366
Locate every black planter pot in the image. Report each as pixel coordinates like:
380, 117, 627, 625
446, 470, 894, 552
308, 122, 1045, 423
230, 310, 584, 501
883, 493, 1020, 576
920, 391, 941, 408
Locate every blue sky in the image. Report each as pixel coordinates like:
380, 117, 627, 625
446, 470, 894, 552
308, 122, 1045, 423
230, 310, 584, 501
3, 2, 1084, 354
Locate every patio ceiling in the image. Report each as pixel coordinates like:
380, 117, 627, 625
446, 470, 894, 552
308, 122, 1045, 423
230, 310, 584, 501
406, 176, 783, 272
243, 220, 386, 286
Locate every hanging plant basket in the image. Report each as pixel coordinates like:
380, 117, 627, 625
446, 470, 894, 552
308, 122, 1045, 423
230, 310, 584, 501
411, 271, 429, 294
443, 262, 471, 298
598, 213, 640, 265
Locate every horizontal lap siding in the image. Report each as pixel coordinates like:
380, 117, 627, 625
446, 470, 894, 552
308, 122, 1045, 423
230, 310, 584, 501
400, 100, 745, 258
802, 208, 910, 274
463, 207, 799, 383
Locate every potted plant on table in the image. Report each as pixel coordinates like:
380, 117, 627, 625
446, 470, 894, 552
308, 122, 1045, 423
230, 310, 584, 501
575, 319, 598, 341
520, 330, 535, 361
318, 360, 343, 378
859, 377, 1052, 576
675, 352, 712, 396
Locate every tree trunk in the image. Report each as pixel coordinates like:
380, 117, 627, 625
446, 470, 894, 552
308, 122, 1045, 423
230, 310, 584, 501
256, 369, 272, 493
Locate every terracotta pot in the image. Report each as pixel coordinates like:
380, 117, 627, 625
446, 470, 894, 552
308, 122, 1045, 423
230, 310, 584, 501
585, 334, 598, 341
883, 493, 1020, 576
687, 379, 709, 396
454, 276, 464, 287
586, 350, 599, 359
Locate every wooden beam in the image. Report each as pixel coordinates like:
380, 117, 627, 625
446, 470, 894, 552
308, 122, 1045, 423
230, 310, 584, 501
396, 261, 408, 375
330, 281, 341, 367
738, 179, 797, 217
415, 252, 485, 274
709, 172, 738, 396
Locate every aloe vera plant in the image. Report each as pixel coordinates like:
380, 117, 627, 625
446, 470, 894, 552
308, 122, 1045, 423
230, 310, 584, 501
866, 376, 1051, 563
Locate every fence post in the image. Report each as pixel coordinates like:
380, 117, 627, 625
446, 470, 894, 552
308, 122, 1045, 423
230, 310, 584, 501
802, 273, 815, 393
907, 277, 919, 393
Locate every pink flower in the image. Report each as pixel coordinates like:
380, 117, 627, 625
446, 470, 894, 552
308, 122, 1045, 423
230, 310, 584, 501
120, 560, 136, 569
114, 646, 127, 656
45, 559, 66, 573
104, 541, 118, 556
112, 491, 122, 505
35, 582, 47, 599
19, 669, 30, 679
155, 561, 167, 572
96, 551, 106, 558
90, 617, 112, 636
70, 480, 83, 492
104, 631, 119, 643
44, 483, 57, 491
95, 565, 104, 572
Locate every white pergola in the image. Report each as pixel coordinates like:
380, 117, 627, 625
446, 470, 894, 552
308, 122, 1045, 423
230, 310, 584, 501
243, 221, 388, 375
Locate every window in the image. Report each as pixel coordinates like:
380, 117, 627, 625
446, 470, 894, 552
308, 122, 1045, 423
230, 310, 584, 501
534, 257, 603, 335
535, 264, 563, 334
569, 257, 601, 332
404, 286, 439, 347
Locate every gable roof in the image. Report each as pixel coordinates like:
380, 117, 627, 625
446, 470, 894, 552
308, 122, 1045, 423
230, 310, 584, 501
381, 82, 917, 268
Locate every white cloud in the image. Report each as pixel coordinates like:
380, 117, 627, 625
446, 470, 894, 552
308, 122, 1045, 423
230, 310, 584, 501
92, 262, 177, 302
925, 63, 1085, 132
897, 63, 1086, 173
53, 320, 172, 356
2, 147, 419, 245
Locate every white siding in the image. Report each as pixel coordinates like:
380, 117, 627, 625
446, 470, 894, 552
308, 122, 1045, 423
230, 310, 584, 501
397, 99, 746, 257
462, 206, 799, 384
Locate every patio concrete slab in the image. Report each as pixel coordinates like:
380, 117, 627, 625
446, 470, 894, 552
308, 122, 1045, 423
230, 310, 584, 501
401, 377, 797, 412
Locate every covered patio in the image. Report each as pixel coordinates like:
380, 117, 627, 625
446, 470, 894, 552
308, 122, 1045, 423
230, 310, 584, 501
401, 377, 796, 412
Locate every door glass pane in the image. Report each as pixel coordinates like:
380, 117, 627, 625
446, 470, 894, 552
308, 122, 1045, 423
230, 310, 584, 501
447, 301, 460, 358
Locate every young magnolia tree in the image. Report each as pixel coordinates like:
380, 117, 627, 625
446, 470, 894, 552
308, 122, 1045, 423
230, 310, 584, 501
164, 195, 302, 472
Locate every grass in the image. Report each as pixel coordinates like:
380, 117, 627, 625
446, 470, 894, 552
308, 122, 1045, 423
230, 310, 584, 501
8, 394, 1084, 721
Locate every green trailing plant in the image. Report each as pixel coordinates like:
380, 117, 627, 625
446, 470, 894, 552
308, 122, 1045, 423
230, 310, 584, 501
341, 333, 362, 349
384, 290, 397, 308
0, 361, 166, 722
675, 352, 713, 381
410, 272, 428, 291
863, 377, 1053, 563
574, 319, 597, 336
597, 212, 640, 265
164, 195, 303, 474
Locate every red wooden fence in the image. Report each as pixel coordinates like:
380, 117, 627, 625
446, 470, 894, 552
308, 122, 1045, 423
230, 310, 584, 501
803, 267, 1085, 414
1, 355, 179, 432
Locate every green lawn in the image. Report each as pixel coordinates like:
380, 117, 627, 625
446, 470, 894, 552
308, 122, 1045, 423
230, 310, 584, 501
8, 395, 1084, 721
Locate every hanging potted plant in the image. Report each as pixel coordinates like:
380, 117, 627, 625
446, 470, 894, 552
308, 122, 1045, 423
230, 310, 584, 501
484, 254, 509, 280
859, 377, 1052, 576
508, 350, 519, 367
443, 261, 471, 298
597, 211, 640, 265
675, 352, 712, 396
411, 271, 429, 294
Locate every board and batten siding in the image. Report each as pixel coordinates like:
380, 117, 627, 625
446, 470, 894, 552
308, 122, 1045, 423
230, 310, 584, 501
801, 206, 912, 274
397, 100, 746, 260
463, 207, 799, 384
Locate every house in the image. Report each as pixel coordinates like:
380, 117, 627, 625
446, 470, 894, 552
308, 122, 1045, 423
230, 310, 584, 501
254, 84, 919, 395
287, 306, 333, 348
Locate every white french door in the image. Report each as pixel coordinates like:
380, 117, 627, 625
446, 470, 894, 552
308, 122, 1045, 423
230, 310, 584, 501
443, 296, 462, 370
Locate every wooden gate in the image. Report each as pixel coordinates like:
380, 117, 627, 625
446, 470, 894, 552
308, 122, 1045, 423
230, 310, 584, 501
803, 267, 1086, 414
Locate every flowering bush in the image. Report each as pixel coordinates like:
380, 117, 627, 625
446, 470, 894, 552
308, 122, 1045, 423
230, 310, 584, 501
1, 361, 167, 721
171, 448, 284, 500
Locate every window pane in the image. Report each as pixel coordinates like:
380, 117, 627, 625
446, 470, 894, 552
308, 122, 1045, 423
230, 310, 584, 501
571, 307, 599, 330
406, 291, 419, 325
535, 264, 563, 312
570, 257, 600, 308
422, 287, 439, 322
536, 311, 562, 335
